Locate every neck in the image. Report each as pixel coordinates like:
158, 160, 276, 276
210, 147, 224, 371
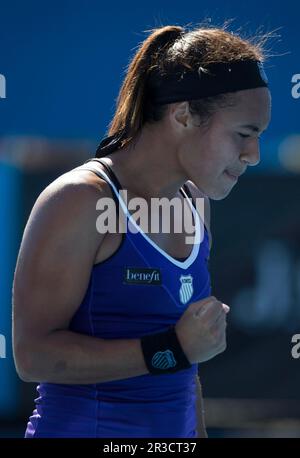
104, 123, 187, 201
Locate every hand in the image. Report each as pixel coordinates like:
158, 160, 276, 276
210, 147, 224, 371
175, 296, 230, 364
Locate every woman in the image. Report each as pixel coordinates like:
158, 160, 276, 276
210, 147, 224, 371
12, 24, 271, 438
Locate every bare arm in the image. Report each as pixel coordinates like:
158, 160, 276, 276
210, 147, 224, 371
12, 171, 149, 384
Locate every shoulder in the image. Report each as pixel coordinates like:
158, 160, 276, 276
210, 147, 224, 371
44, 163, 113, 200
24, 164, 115, 250
35, 164, 113, 216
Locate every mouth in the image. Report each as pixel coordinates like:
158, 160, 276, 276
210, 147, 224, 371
224, 170, 239, 182
224, 167, 246, 182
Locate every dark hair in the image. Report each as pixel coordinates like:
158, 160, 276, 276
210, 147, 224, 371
96, 21, 274, 157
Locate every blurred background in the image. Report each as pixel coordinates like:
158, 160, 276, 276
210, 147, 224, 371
0, 0, 299, 438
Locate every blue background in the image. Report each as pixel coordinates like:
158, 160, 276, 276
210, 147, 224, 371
0, 0, 299, 167
0, 0, 299, 437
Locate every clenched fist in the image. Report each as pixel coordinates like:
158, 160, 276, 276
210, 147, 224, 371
175, 296, 230, 364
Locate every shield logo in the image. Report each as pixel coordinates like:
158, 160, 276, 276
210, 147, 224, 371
179, 274, 194, 304
151, 350, 177, 370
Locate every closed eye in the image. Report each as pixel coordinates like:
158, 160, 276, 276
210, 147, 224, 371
239, 133, 264, 139
238, 133, 251, 138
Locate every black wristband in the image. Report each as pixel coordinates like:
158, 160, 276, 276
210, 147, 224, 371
140, 325, 192, 375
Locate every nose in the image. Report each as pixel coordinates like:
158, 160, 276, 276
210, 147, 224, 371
240, 138, 260, 166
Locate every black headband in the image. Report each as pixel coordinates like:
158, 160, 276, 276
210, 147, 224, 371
148, 59, 269, 105
96, 59, 268, 157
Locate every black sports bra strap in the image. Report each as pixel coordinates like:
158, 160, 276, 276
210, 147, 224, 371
182, 183, 195, 207
180, 183, 196, 226
182, 183, 209, 235
84, 158, 122, 192
81, 158, 122, 215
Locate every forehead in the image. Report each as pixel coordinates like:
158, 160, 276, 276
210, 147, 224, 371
216, 87, 272, 130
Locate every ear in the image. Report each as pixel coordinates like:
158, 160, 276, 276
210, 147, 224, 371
169, 101, 191, 130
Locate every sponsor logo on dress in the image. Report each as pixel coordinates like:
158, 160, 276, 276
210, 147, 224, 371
179, 274, 194, 304
123, 267, 162, 285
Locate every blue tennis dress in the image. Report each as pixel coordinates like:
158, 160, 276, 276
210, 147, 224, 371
25, 158, 211, 438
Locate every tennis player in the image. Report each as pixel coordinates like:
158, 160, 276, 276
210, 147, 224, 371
12, 24, 271, 438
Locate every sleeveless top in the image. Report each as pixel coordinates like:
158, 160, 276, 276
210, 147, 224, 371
25, 158, 211, 438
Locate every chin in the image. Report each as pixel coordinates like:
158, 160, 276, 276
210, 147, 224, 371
207, 187, 233, 201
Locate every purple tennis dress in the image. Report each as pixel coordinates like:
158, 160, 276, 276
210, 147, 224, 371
25, 158, 211, 438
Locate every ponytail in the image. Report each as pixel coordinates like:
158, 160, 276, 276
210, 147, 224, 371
96, 25, 184, 157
